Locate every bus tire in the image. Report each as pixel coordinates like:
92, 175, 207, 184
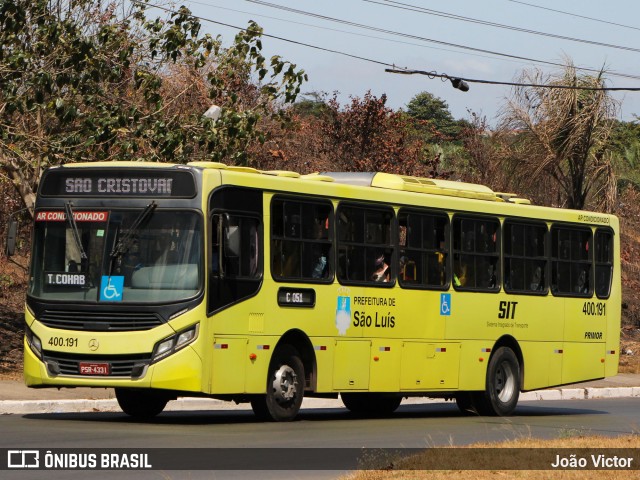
341, 393, 402, 416
476, 347, 520, 416
115, 388, 168, 419
251, 345, 304, 422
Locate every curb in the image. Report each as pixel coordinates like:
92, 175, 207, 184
518, 386, 640, 401
1, 387, 638, 415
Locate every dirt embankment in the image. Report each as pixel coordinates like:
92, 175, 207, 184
0, 257, 28, 379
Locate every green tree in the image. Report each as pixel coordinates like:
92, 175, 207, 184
0, 0, 306, 215
608, 119, 640, 190
291, 92, 329, 118
405, 91, 466, 140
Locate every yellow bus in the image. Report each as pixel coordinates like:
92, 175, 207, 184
18, 161, 620, 420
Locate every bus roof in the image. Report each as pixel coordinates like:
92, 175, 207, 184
57, 161, 527, 203
50, 161, 618, 226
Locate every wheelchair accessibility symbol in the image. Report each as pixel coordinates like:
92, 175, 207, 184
440, 293, 451, 316
100, 276, 124, 302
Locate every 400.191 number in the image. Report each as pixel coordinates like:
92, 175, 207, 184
48, 336, 78, 347
582, 301, 606, 316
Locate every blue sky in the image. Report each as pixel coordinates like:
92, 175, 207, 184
151, 0, 640, 124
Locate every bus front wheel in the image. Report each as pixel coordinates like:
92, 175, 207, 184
476, 346, 520, 416
115, 388, 169, 419
251, 345, 304, 422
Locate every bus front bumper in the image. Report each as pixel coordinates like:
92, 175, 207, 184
23, 336, 203, 393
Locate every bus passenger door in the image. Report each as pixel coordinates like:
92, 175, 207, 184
333, 340, 371, 390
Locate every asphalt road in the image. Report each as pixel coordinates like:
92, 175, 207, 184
2, 397, 639, 448
1, 397, 639, 480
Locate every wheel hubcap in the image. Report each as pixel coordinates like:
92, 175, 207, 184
495, 361, 515, 402
272, 364, 298, 404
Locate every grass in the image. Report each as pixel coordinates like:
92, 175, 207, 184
618, 351, 640, 374
343, 435, 640, 480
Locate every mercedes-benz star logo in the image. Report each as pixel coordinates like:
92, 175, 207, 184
88, 339, 99, 351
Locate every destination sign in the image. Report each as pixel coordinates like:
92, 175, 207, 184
45, 272, 89, 287
40, 169, 197, 198
277, 288, 316, 308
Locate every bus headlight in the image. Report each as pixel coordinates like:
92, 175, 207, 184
151, 323, 199, 363
25, 326, 43, 360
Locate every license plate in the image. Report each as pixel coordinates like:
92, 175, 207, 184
79, 362, 110, 376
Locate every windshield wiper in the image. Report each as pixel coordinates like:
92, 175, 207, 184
65, 202, 88, 261
108, 201, 157, 275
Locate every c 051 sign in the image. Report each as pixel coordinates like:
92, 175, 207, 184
277, 288, 315, 308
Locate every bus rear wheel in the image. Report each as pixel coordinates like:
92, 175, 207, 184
115, 388, 169, 419
251, 345, 304, 422
475, 347, 520, 416
341, 393, 402, 416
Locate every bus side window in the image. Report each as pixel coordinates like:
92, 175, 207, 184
271, 197, 333, 282
503, 221, 547, 294
595, 229, 613, 298
337, 204, 393, 286
452, 216, 499, 291
398, 210, 448, 289
551, 225, 592, 297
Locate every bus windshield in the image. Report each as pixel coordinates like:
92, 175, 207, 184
29, 208, 202, 304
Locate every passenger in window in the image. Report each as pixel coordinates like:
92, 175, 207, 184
480, 223, 497, 253
154, 234, 178, 265
530, 266, 542, 291
310, 216, 329, 279
487, 262, 497, 288
371, 253, 390, 282
311, 244, 328, 279
122, 240, 143, 285
504, 268, 513, 290
436, 242, 446, 284
282, 243, 300, 277
576, 268, 589, 294
312, 215, 329, 240
399, 255, 416, 281
124, 240, 142, 267
453, 261, 467, 287
286, 214, 300, 238
312, 254, 328, 279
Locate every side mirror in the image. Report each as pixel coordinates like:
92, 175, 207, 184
5, 219, 18, 257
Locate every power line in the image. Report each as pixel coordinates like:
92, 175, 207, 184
370, 0, 640, 54
180, 0, 539, 66
508, 0, 640, 32
245, 0, 640, 82
135, 1, 394, 67
136, 1, 640, 93
386, 68, 640, 91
